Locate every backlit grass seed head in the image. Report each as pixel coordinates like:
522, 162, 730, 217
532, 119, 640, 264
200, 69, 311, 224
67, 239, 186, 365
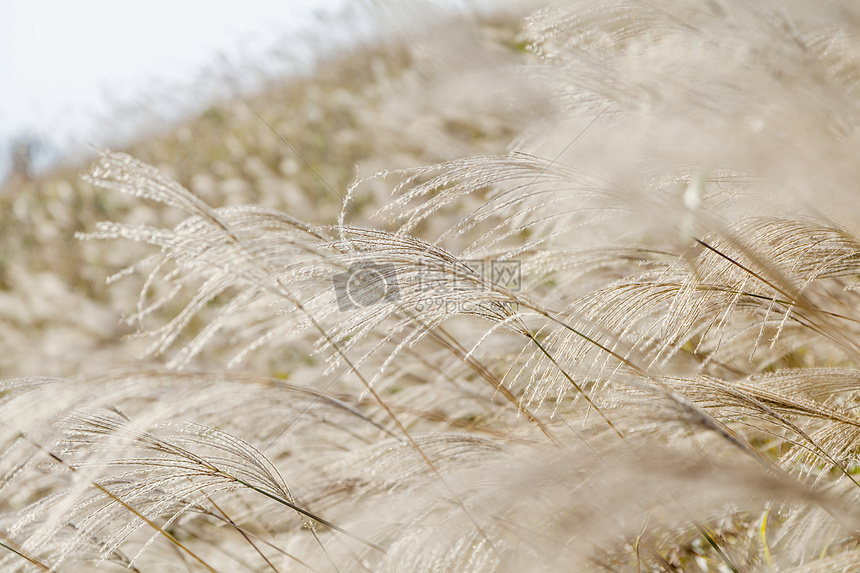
8, 1, 860, 571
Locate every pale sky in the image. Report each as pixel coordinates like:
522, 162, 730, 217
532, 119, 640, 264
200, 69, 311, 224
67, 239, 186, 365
0, 0, 502, 176
0, 0, 351, 172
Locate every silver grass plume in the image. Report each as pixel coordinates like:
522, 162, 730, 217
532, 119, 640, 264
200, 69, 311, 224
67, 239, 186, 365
6, 0, 860, 571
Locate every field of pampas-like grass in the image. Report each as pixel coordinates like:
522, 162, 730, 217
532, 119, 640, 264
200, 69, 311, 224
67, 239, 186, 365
7, 1, 860, 571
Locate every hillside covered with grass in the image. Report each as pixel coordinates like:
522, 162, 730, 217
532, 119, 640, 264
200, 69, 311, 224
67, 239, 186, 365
0, 12, 527, 378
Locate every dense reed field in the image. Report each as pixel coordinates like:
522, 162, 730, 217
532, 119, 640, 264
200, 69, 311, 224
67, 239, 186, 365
5, 1, 860, 571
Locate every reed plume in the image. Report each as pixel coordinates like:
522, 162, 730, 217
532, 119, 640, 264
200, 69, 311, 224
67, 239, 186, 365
5, 0, 860, 571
